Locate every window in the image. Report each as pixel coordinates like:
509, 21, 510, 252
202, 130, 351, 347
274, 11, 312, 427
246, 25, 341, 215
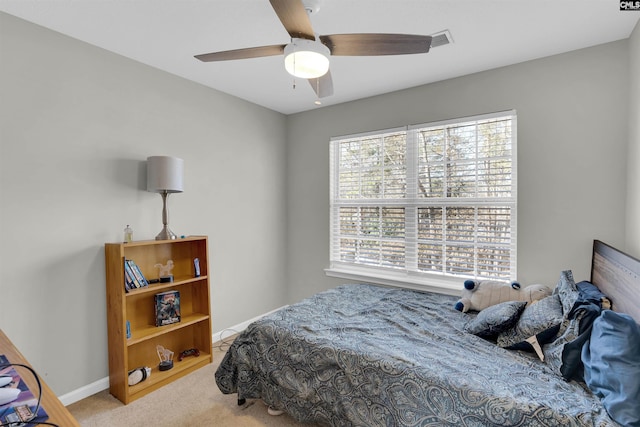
329, 111, 516, 289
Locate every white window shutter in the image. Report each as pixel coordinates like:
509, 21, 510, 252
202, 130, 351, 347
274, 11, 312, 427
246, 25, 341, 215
330, 111, 517, 282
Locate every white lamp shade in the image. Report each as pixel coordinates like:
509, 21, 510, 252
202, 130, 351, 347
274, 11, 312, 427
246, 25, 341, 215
147, 156, 184, 193
284, 39, 330, 79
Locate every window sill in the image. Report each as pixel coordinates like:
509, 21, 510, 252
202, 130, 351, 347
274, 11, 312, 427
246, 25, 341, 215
324, 266, 461, 297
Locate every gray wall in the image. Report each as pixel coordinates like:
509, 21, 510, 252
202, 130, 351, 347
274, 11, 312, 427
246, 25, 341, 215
0, 13, 288, 396
627, 21, 640, 256
285, 40, 631, 303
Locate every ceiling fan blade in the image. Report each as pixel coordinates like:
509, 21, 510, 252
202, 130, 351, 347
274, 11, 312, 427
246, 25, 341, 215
194, 44, 286, 62
308, 70, 333, 98
320, 34, 432, 56
269, 0, 315, 40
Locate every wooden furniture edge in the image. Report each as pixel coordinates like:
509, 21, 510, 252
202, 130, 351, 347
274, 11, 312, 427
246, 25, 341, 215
591, 239, 640, 324
0, 329, 80, 426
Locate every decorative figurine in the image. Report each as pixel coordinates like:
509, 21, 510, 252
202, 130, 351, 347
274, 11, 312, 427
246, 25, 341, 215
154, 259, 174, 282
156, 345, 174, 371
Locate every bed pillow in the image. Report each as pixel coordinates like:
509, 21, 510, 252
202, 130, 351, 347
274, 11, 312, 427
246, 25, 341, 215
574, 280, 611, 311
544, 270, 580, 370
464, 300, 527, 338
496, 295, 563, 359
544, 280, 611, 381
552, 270, 578, 317
582, 310, 640, 427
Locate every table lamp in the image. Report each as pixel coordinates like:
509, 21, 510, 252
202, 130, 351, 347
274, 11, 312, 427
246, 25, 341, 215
147, 156, 184, 240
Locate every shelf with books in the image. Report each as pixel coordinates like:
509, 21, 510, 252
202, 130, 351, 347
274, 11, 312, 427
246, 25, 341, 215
124, 276, 208, 296
104, 236, 212, 404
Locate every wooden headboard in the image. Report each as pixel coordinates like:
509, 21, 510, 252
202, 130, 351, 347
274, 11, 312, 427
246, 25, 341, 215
591, 240, 640, 324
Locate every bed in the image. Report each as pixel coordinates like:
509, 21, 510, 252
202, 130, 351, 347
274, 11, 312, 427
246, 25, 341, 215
215, 240, 640, 426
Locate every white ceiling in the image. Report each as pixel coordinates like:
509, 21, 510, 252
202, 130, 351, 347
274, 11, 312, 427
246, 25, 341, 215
1, 0, 638, 115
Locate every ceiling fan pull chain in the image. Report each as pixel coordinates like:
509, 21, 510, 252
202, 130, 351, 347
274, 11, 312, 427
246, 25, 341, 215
314, 78, 322, 105
292, 46, 297, 90
293, 43, 297, 76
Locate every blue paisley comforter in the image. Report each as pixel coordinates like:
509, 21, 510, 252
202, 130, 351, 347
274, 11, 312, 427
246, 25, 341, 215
215, 284, 616, 426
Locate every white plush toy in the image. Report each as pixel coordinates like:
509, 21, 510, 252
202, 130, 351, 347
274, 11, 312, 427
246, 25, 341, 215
454, 279, 551, 313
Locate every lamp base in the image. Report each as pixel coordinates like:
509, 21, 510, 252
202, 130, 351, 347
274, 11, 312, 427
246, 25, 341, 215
155, 226, 177, 240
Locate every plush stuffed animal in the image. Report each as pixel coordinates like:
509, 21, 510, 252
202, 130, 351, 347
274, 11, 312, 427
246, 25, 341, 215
454, 280, 551, 313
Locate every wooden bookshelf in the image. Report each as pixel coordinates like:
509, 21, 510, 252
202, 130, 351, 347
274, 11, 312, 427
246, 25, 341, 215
104, 236, 212, 404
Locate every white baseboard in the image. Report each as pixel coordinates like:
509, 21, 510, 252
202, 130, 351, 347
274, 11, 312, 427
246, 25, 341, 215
58, 305, 287, 406
59, 377, 110, 406
211, 305, 286, 343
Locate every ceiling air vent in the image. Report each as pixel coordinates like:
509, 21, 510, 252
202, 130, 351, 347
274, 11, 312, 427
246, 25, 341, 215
430, 30, 453, 48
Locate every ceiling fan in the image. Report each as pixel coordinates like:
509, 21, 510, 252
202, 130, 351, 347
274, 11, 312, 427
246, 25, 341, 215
194, 0, 433, 101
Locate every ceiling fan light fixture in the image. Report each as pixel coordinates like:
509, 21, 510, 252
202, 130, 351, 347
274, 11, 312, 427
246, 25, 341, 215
284, 38, 330, 79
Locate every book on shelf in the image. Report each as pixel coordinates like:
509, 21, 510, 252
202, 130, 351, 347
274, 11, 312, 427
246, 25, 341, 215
0, 354, 49, 425
155, 290, 181, 326
124, 260, 139, 289
123, 263, 135, 292
125, 259, 149, 288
